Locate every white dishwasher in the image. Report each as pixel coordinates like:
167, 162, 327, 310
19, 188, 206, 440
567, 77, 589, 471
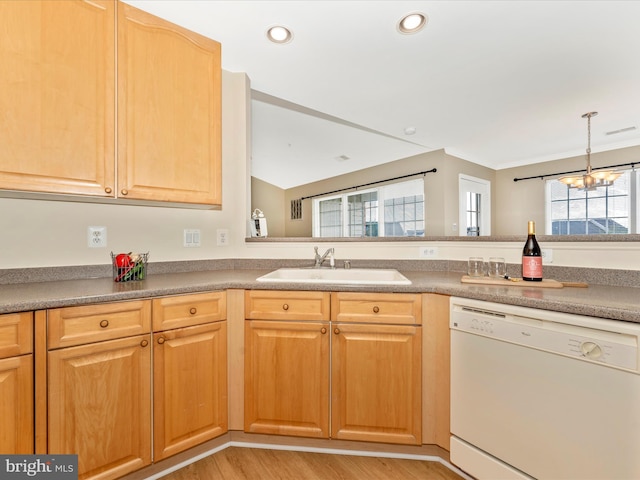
450, 297, 640, 480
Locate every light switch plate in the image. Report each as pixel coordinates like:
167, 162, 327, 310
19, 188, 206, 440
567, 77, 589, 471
183, 229, 201, 247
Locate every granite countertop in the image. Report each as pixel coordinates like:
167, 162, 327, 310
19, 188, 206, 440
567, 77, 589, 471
1, 267, 639, 324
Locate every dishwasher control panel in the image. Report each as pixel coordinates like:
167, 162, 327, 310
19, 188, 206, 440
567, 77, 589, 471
451, 299, 639, 372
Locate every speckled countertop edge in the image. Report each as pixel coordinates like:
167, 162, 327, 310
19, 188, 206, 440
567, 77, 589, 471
1, 259, 639, 324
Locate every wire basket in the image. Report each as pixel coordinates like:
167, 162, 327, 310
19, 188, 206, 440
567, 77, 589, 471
111, 252, 149, 282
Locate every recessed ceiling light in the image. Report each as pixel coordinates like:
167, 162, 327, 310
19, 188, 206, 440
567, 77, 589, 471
266, 25, 293, 44
404, 126, 416, 135
397, 12, 427, 34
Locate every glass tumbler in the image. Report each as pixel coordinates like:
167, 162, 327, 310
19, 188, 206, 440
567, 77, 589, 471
488, 257, 506, 278
467, 257, 485, 277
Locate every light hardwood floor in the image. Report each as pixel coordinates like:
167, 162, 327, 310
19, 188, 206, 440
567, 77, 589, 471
158, 447, 465, 480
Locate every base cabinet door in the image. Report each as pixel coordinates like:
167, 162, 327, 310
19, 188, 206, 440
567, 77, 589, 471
331, 322, 422, 445
244, 320, 330, 438
153, 321, 228, 461
0, 355, 33, 453
0, 311, 34, 454
48, 335, 151, 480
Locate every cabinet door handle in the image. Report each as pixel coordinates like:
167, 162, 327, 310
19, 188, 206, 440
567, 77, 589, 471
373, 306, 380, 313
157, 336, 166, 344
282, 303, 289, 311
121, 189, 128, 195
321, 327, 327, 334
333, 327, 340, 335
140, 339, 149, 348
189, 307, 197, 315
99, 319, 109, 328
105, 187, 112, 194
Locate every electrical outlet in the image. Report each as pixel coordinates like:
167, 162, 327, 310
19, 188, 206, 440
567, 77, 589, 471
217, 229, 229, 246
183, 229, 201, 247
419, 246, 439, 258
88, 226, 107, 248
542, 248, 553, 263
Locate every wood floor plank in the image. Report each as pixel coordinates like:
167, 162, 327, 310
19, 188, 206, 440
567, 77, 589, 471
158, 447, 464, 480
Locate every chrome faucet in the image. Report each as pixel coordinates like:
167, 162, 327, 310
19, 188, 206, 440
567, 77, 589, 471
314, 247, 335, 268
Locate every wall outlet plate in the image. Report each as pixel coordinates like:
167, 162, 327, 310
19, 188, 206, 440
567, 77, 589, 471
88, 226, 107, 248
419, 246, 439, 258
217, 228, 229, 246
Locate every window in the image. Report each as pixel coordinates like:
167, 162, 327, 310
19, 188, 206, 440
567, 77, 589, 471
313, 178, 424, 237
458, 174, 491, 236
547, 170, 633, 235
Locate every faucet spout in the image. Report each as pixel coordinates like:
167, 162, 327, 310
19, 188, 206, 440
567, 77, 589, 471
314, 247, 335, 268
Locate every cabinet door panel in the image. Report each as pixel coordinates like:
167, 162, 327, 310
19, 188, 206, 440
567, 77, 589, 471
0, 355, 33, 453
331, 323, 422, 445
48, 335, 151, 480
245, 320, 329, 438
153, 321, 227, 461
117, 3, 221, 205
0, 0, 115, 196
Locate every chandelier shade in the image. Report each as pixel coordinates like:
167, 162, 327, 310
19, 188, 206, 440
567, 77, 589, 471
559, 112, 621, 191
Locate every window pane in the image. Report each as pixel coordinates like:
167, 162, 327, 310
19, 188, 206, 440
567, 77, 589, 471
318, 197, 342, 237
313, 178, 425, 237
548, 170, 631, 235
382, 179, 424, 237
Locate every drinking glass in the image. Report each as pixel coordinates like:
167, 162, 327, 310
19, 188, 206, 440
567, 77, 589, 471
488, 257, 506, 278
468, 257, 485, 277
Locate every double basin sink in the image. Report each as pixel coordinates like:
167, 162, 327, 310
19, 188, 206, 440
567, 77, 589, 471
257, 267, 411, 285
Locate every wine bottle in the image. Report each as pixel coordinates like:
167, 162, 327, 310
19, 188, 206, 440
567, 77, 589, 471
522, 220, 542, 281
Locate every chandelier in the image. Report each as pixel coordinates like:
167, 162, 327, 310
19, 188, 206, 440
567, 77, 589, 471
559, 112, 621, 190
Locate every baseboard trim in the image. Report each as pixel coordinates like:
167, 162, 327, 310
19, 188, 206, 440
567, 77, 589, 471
121, 431, 471, 480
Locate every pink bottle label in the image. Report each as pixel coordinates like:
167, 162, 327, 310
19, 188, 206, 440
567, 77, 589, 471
522, 256, 543, 278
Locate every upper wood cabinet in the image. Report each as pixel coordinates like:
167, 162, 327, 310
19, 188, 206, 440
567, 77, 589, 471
0, 0, 222, 206
117, 3, 222, 205
0, 0, 115, 197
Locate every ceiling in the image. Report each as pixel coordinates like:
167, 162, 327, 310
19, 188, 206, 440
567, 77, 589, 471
124, 1, 640, 189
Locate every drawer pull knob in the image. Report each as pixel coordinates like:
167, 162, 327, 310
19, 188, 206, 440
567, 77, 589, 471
189, 307, 197, 315
140, 339, 149, 348
157, 336, 166, 345
334, 327, 340, 335
282, 304, 289, 311
99, 319, 109, 328
121, 189, 128, 195
105, 187, 112, 194
373, 306, 380, 313
321, 327, 327, 334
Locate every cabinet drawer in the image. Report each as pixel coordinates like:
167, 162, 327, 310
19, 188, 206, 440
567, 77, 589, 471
245, 290, 330, 321
0, 312, 33, 358
331, 292, 421, 325
48, 300, 151, 349
152, 291, 226, 331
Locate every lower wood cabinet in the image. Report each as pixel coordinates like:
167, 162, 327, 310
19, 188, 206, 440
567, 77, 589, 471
153, 320, 227, 460
244, 290, 422, 446
43, 293, 227, 480
244, 319, 329, 438
0, 312, 34, 454
48, 334, 152, 479
331, 322, 422, 445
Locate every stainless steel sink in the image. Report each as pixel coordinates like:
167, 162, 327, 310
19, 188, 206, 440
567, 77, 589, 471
256, 268, 411, 285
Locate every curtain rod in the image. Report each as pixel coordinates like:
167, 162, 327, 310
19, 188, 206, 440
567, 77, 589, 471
299, 168, 437, 200
513, 161, 638, 182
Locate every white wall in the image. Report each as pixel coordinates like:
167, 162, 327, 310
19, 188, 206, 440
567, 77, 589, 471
2, 70, 640, 271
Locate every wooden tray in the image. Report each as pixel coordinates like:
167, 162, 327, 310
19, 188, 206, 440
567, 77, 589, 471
460, 276, 588, 288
